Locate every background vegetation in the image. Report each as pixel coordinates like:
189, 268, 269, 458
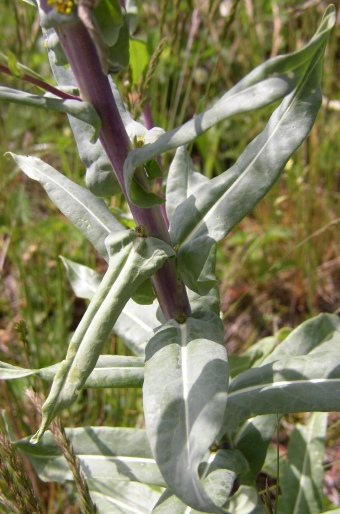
0, 0, 339, 511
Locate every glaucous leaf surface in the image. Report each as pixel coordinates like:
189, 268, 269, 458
32, 230, 174, 442
7, 153, 122, 260
16, 427, 165, 486
88, 479, 163, 514
279, 412, 328, 514
166, 146, 209, 224
143, 311, 228, 513
153, 449, 249, 513
169, 35, 329, 291
123, 7, 335, 207
60, 256, 159, 356
0, 87, 101, 140
261, 313, 340, 365
223, 352, 340, 435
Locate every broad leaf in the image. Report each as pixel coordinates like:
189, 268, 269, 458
153, 449, 249, 513
143, 311, 229, 513
60, 256, 160, 356
32, 230, 174, 442
169, 35, 328, 291
223, 352, 340, 435
0, 87, 101, 140
279, 412, 328, 514
123, 7, 335, 206
16, 426, 165, 487
225, 486, 264, 514
7, 153, 122, 260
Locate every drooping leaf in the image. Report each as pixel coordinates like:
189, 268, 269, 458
153, 449, 249, 513
279, 412, 328, 514
60, 256, 159, 356
7, 153, 122, 260
223, 352, 340, 435
32, 230, 174, 442
0, 87, 101, 140
143, 311, 229, 513
123, 6, 335, 206
16, 426, 165, 487
169, 36, 328, 290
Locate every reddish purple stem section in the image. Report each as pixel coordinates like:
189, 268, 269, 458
40, 2, 191, 321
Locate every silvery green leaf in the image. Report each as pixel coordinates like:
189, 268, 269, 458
89, 479, 163, 514
225, 486, 264, 514
153, 449, 249, 513
169, 35, 329, 288
16, 426, 165, 487
261, 313, 340, 365
143, 311, 229, 513
7, 153, 122, 260
60, 256, 159, 357
0, 361, 37, 380
279, 412, 328, 514
39, 355, 144, 388
32, 230, 174, 442
0, 355, 144, 388
166, 146, 209, 224
0, 87, 101, 140
123, 7, 335, 207
223, 352, 340, 435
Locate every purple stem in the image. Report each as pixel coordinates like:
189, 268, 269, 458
40, 3, 191, 321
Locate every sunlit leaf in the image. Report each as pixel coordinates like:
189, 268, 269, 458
123, 7, 335, 207
6, 153, 122, 260
16, 427, 165, 486
32, 231, 174, 442
143, 311, 228, 512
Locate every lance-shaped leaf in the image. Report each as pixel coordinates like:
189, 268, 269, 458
261, 312, 340, 365
0, 87, 101, 140
166, 146, 209, 224
169, 37, 328, 292
0, 356, 144, 388
7, 153, 122, 260
16, 426, 165, 487
88, 479, 163, 514
123, 6, 335, 207
60, 256, 159, 356
153, 449, 249, 513
222, 352, 340, 435
143, 311, 229, 513
279, 412, 328, 514
32, 230, 174, 443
